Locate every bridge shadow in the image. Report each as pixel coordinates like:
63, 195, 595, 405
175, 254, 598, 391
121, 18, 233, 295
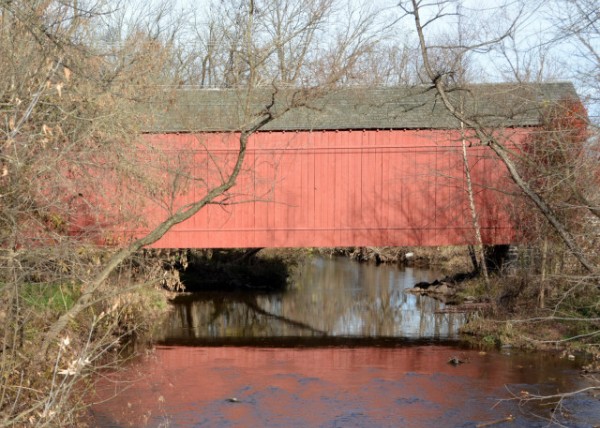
179, 249, 291, 292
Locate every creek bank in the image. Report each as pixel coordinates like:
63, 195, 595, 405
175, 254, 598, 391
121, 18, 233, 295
403, 267, 600, 362
407, 270, 481, 302
320, 246, 473, 270
1, 251, 174, 426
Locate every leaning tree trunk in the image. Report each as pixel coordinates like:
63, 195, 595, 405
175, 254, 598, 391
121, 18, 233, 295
408, 0, 596, 274
39, 113, 274, 357
461, 122, 490, 288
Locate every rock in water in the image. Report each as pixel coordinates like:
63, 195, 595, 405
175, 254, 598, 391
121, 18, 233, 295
448, 356, 464, 365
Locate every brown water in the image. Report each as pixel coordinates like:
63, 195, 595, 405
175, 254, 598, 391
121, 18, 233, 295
90, 257, 600, 427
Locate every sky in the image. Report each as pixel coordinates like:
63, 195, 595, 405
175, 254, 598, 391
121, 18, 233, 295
130, 0, 599, 120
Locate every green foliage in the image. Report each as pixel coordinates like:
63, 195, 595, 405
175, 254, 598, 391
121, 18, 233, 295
482, 335, 498, 347
141, 285, 169, 313
19, 282, 80, 314
455, 277, 489, 302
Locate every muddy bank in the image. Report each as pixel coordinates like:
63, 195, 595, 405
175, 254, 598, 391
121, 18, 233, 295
406, 271, 481, 301
319, 246, 473, 270
410, 272, 600, 358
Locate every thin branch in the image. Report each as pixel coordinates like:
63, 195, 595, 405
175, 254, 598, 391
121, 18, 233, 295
408, 0, 597, 274
39, 95, 277, 357
522, 329, 600, 344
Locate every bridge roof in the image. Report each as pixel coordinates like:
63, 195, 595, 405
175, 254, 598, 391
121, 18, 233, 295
140, 82, 578, 133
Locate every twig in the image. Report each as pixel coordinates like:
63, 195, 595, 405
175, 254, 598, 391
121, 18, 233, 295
521, 329, 600, 344
476, 414, 514, 428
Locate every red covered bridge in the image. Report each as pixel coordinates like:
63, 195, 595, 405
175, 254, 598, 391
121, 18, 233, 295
126, 82, 578, 248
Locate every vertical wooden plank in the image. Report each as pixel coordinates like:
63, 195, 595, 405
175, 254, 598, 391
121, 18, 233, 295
333, 130, 343, 244
285, 131, 300, 245
278, 131, 289, 246
358, 130, 365, 244
295, 132, 305, 232
358, 130, 366, 243
254, 132, 269, 246
378, 130, 385, 245
292, 131, 304, 238
436, 142, 452, 244
347, 131, 361, 245
305, 131, 315, 243
344, 131, 353, 244
274, 131, 287, 246
313, 131, 323, 246
394, 130, 406, 245
326, 129, 335, 246
397, 131, 407, 243
141, 128, 518, 249
194, 134, 207, 246
370, 130, 379, 244
295, 132, 304, 245
339, 131, 346, 244
386, 131, 398, 245
328, 130, 337, 245
244, 134, 256, 246
383, 130, 391, 243
250, 135, 257, 247
310, 131, 316, 243
274, 131, 285, 245
403, 133, 416, 243
373, 130, 381, 245
361, 130, 374, 244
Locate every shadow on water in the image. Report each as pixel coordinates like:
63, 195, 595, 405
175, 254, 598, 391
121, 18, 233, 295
179, 249, 291, 292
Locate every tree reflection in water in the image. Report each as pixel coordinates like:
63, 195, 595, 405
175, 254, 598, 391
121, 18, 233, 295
156, 257, 467, 342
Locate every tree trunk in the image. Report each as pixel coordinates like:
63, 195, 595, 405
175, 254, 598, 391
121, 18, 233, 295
39, 113, 274, 357
539, 237, 548, 309
461, 124, 489, 288
408, 0, 597, 275
487, 141, 596, 274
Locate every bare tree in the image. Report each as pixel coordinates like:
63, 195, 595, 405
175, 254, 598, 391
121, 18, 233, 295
394, 0, 600, 415
0, 0, 195, 424
547, 0, 600, 113
0, 0, 383, 425
180, 0, 384, 88
398, 0, 598, 274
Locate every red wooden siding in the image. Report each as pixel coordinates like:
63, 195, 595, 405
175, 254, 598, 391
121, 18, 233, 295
132, 129, 521, 248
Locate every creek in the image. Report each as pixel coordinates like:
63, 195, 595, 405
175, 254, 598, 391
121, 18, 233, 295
91, 256, 600, 427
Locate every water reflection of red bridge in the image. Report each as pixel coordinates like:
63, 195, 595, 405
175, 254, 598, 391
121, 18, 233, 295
90, 345, 581, 427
